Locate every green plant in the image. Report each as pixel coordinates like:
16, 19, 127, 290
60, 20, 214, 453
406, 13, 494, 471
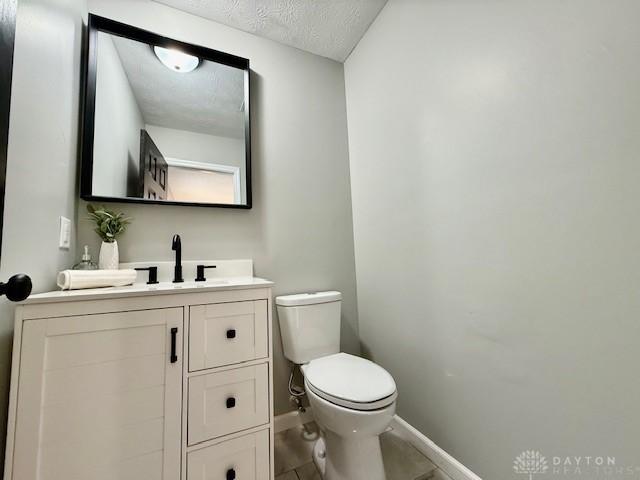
86, 204, 132, 243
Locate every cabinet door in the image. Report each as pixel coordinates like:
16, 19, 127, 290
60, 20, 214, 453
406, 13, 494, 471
11, 308, 183, 480
189, 300, 268, 371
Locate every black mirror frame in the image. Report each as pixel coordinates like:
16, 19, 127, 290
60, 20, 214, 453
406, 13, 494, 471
80, 14, 252, 209
0, 0, 18, 257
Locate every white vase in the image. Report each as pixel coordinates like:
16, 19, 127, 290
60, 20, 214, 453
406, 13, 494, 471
99, 241, 119, 270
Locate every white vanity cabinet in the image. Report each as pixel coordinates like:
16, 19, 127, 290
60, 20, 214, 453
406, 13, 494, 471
3, 279, 274, 480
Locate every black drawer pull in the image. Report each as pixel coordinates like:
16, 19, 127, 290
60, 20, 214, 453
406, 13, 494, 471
226, 329, 236, 339
226, 397, 236, 409
170, 327, 178, 363
226, 468, 236, 480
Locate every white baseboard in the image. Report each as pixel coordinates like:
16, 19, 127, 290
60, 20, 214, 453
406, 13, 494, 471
390, 416, 482, 480
274, 408, 315, 433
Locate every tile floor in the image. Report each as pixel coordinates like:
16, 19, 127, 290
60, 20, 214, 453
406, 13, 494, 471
274, 421, 453, 480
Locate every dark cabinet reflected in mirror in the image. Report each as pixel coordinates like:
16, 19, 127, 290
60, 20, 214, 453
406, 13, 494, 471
81, 15, 251, 208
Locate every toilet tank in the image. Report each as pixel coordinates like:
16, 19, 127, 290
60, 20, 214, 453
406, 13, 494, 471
275, 291, 342, 364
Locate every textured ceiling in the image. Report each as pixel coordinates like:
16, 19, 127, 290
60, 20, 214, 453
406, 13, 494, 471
107, 32, 245, 138
153, 0, 388, 62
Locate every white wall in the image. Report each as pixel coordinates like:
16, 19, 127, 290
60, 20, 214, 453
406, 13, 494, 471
0, 0, 85, 459
345, 0, 640, 477
93, 32, 145, 198
167, 166, 236, 204
145, 124, 246, 203
81, 0, 359, 415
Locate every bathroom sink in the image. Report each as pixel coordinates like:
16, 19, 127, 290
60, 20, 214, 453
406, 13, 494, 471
140, 279, 230, 291
120, 259, 254, 285
20, 260, 272, 305
173, 279, 229, 288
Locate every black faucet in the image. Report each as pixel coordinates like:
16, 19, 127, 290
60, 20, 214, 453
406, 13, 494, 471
172, 234, 183, 283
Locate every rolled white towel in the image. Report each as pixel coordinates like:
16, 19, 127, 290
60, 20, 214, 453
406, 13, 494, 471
57, 269, 137, 291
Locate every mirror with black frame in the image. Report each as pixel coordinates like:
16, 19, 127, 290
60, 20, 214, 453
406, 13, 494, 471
81, 15, 251, 208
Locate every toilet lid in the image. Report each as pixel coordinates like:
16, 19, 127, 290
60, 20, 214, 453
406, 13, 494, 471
304, 353, 397, 411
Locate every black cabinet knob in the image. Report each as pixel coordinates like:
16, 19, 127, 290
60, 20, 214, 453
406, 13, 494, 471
226, 468, 236, 480
226, 397, 236, 409
226, 329, 236, 339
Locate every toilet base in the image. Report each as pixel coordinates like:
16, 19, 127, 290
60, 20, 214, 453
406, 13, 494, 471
312, 436, 327, 476
313, 431, 386, 480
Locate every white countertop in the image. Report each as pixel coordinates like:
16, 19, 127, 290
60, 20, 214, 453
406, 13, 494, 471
21, 277, 274, 305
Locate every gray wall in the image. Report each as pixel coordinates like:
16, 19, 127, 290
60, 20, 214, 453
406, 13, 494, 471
0, 0, 86, 457
81, 0, 359, 415
93, 32, 145, 198
345, 0, 640, 477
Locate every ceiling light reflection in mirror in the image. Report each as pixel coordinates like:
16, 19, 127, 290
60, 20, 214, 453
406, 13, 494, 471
153, 45, 200, 73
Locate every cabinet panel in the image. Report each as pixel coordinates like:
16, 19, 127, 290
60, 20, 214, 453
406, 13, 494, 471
188, 363, 269, 445
11, 308, 183, 480
187, 429, 270, 480
189, 300, 268, 371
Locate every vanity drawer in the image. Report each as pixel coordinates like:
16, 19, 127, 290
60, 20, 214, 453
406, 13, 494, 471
187, 429, 270, 480
189, 300, 268, 371
188, 363, 269, 445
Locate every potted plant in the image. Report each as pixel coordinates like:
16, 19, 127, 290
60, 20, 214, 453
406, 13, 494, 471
87, 204, 132, 269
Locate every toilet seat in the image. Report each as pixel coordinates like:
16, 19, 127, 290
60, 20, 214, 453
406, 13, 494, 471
303, 353, 397, 411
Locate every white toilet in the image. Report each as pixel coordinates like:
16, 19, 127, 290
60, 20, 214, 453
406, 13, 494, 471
276, 291, 397, 480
